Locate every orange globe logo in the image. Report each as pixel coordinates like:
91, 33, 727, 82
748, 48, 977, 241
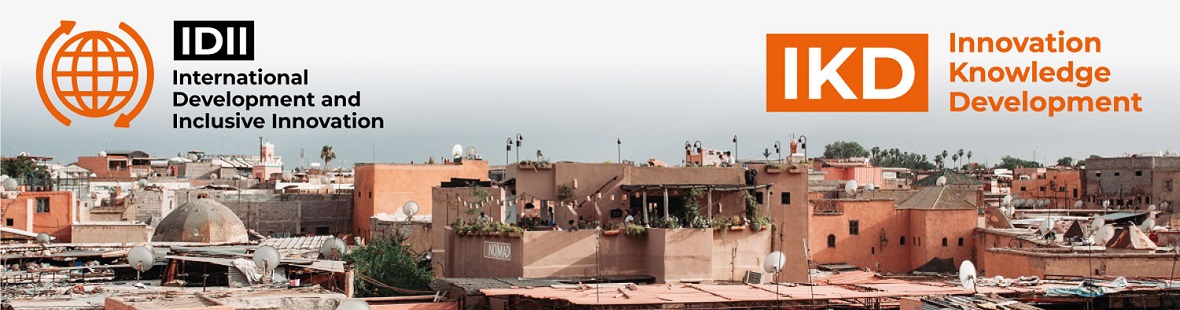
36, 21, 154, 128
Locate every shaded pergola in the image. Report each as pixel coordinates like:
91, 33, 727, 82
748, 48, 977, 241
619, 184, 773, 224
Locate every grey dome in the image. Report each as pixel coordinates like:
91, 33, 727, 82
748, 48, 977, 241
152, 199, 248, 243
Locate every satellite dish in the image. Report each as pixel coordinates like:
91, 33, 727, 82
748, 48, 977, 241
451, 144, 463, 158
763, 251, 786, 274
1149, 204, 1158, 211
1141, 217, 1157, 232
1039, 217, 1055, 234
465, 146, 478, 158
844, 180, 858, 196
210, 173, 218, 179
128, 246, 155, 272
864, 183, 877, 191
1040, 199, 1049, 207
402, 201, 420, 218
1, 178, 18, 191
320, 238, 348, 260
1075, 200, 1084, 209
1103, 200, 1111, 208
36, 233, 51, 244
936, 176, 948, 186
254, 246, 281, 272
1003, 195, 1012, 206
99, 151, 107, 157
959, 260, 977, 291
1090, 217, 1106, 231
1095, 225, 1115, 244
336, 299, 372, 310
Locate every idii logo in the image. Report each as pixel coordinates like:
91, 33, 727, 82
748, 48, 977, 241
35, 20, 154, 127
766, 34, 928, 112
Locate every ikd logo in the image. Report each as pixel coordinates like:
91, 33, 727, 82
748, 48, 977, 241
36, 20, 155, 128
766, 34, 927, 112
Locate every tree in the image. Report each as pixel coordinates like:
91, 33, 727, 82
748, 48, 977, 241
1, 157, 49, 180
996, 156, 1043, 169
320, 145, 336, 167
870, 147, 881, 159
966, 151, 973, 165
1077, 154, 1100, 167
1056, 157, 1075, 167
345, 234, 434, 297
822, 141, 869, 159
869, 147, 936, 170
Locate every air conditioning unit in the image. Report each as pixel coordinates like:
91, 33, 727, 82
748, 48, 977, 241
743, 270, 764, 284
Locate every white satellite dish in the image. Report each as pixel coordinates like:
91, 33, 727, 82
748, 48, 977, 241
128, 246, 155, 272
1003, 195, 1012, 206
959, 260, 977, 291
36, 233, 52, 244
1103, 200, 1111, 208
1090, 217, 1106, 231
864, 183, 877, 191
844, 180, 858, 196
337, 299, 372, 310
1141, 217, 1157, 232
1, 177, 18, 191
1095, 224, 1115, 244
402, 201, 420, 218
253, 245, 281, 273
1039, 217, 1055, 234
451, 144, 463, 159
465, 146, 478, 158
320, 238, 348, 260
1075, 200, 1084, 209
936, 176, 948, 186
763, 251, 786, 274
1149, 204, 1158, 211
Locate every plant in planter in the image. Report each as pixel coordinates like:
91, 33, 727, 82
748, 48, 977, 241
684, 188, 708, 228
603, 221, 624, 236
729, 215, 747, 231
766, 163, 785, 173
651, 215, 683, 229
624, 223, 647, 238
556, 185, 575, 205
750, 215, 772, 231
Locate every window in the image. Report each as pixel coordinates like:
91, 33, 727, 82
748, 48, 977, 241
1095, 171, 1102, 177
827, 234, 836, 248
849, 220, 859, 235
754, 192, 765, 205
780, 192, 791, 205
1114, 172, 1121, 176
35, 198, 50, 213
900, 236, 906, 245
5, 218, 12, 226
941, 237, 948, 247
368, 191, 372, 199
315, 226, 330, 235
1073, 188, 1079, 198
1167, 179, 1175, 192
1020, 186, 1027, 191
1039, 186, 1046, 192
958, 237, 965, 246
871, 247, 875, 255
1136, 170, 1143, 176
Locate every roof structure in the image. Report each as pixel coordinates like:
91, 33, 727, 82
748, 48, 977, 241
896, 186, 977, 210
1105, 225, 1158, 250
914, 169, 982, 187
151, 199, 249, 243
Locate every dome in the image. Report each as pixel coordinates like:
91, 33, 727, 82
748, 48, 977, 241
152, 199, 248, 243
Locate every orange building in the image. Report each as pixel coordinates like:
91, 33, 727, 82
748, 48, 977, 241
1, 190, 78, 242
75, 150, 152, 180
352, 159, 488, 239
808, 186, 978, 274
1011, 167, 1082, 208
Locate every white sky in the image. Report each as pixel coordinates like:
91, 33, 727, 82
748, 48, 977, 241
2, 1, 1177, 167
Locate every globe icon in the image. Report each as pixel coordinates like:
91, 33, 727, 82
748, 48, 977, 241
50, 30, 139, 118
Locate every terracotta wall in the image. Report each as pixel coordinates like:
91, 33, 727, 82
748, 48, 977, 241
808, 199, 912, 273
751, 163, 811, 282
980, 249, 1180, 278
710, 228, 773, 282
70, 224, 152, 243
353, 160, 488, 238
909, 209, 976, 270
443, 229, 525, 278
1, 191, 75, 242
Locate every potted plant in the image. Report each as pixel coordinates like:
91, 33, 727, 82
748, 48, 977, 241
603, 221, 623, 236
729, 215, 747, 231
624, 223, 647, 238
788, 164, 805, 174
556, 185, 575, 205
766, 163, 785, 174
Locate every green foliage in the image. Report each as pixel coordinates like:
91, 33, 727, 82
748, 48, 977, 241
452, 220, 523, 236
320, 145, 336, 167
996, 156, 1043, 169
651, 215, 683, 229
603, 221, 624, 231
1, 157, 49, 180
868, 147, 936, 170
1056, 156, 1075, 167
742, 190, 759, 220
624, 223, 647, 237
556, 185, 574, 204
822, 141, 869, 159
684, 188, 705, 228
345, 234, 433, 297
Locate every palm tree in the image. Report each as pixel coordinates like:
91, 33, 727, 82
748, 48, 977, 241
871, 147, 881, 160
952, 154, 960, 170
966, 151, 973, 171
321, 145, 336, 168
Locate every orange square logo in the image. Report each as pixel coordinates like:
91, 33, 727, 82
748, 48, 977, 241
767, 34, 928, 112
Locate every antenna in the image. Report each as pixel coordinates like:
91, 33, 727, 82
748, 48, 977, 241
402, 201, 420, 220
337, 299, 372, 310
254, 246, 281, 284
1075, 200, 1084, 209
451, 144, 463, 159
935, 176, 948, 186
128, 246, 154, 286
959, 260, 977, 293
320, 238, 348, 260
763, 251, 786, 274
36, 233, 52, 245
844, 180, 858, 197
